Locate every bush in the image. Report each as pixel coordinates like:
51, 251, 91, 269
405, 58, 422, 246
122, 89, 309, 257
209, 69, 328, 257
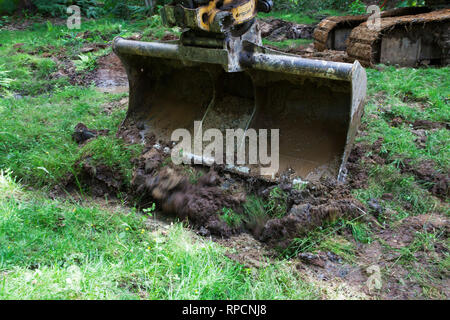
349, 0, 367, 14
32, 0, 103, 18
274, 0, 354, 12
31, 0, 158, 19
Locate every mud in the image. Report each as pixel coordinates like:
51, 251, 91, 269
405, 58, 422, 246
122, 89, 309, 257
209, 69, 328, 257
72, 123, 109, 145
290, 46, 350, 63
399, 159, 449, 199
264, 42, 350, 64
346, 138, 386, 189
259, 180, 366, 248
291, 209, 450, 299
348, 132, 448, 200
76, 158, 127, 197
412, 119, 450, 130
132, 166, 244, 237
217, 233, 275, 269
46, 43, 128, 93
94, 53, 129, 93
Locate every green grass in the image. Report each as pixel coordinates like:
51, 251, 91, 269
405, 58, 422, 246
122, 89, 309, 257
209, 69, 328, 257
262, 38, 313, 50
0, 170, 319, 300
0, 17, 161, 189
352, 66, 449, 220
78, 136, 144, 185
284, 218, 364, 262
258, 11, 318, 24
353, 164, 439, 220
258, 9, 347, 25
220, 208, 243, 228
0, 85, 128, 187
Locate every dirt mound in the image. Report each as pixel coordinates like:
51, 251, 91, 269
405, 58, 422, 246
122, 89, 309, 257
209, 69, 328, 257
72, 123, 109, 145
399, 159, 449, 199
258, 18, 315, 41
412, 119, 450, 130
346, 138, 386, 189
260, 180, 366, 248
74, 158, 127, 197
117, 115, 368, 243
132, 166, 245, 237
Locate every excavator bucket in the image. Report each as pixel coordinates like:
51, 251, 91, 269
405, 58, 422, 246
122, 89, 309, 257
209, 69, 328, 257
113, 37, 366, 182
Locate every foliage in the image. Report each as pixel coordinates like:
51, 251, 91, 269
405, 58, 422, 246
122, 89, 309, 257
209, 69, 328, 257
396, 0, 426, 7
74, 53, 97, 71
349, 0, 367, 15
220, 208, 243, 228
265, 187, 289, 218
78, 136, 143, 185
28, 0, 157, 18
0, 64, 12, 94
32, 0, 102, 18
274, 0, 353, 12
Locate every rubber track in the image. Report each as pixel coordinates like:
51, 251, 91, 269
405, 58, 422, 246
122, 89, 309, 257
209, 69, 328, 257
313, 7, 432, 52
347, 9, 450, 67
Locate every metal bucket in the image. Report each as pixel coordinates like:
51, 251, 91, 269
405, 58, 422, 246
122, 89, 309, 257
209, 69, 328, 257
113, 37, 366, 181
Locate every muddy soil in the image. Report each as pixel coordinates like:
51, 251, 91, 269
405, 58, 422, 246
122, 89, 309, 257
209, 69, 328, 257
258, 18, 315, 41
262, 41, 350, 64
94, 53, 129, 93
132, 166, 243, 237
72, 122, 109, 145
349, 129, 449, 200
259, 179, 366, 248
399, 159, 449, 199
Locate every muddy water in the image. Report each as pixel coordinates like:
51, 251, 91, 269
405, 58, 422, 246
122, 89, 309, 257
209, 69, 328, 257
94, 53, 129, 94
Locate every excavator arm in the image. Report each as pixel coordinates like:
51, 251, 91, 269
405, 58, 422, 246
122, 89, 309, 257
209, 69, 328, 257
161, 0, 272, 34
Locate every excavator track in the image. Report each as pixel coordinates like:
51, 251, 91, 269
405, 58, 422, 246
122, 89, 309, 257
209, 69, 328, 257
347, 9, 450, 67
313, 7, 432, 52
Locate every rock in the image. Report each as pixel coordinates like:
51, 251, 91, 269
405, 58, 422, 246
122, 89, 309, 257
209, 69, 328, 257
326, 251, 342, 263
368, 198, 383, 217
128, 33, 142, 41
72, 123, 109, 144
198, 226, 210, 237
298, 252, 326, 268
289, 203, 311, 216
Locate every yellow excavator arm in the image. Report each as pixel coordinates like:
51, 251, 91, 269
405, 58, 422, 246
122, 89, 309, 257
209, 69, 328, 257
161, 0, 272, 33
